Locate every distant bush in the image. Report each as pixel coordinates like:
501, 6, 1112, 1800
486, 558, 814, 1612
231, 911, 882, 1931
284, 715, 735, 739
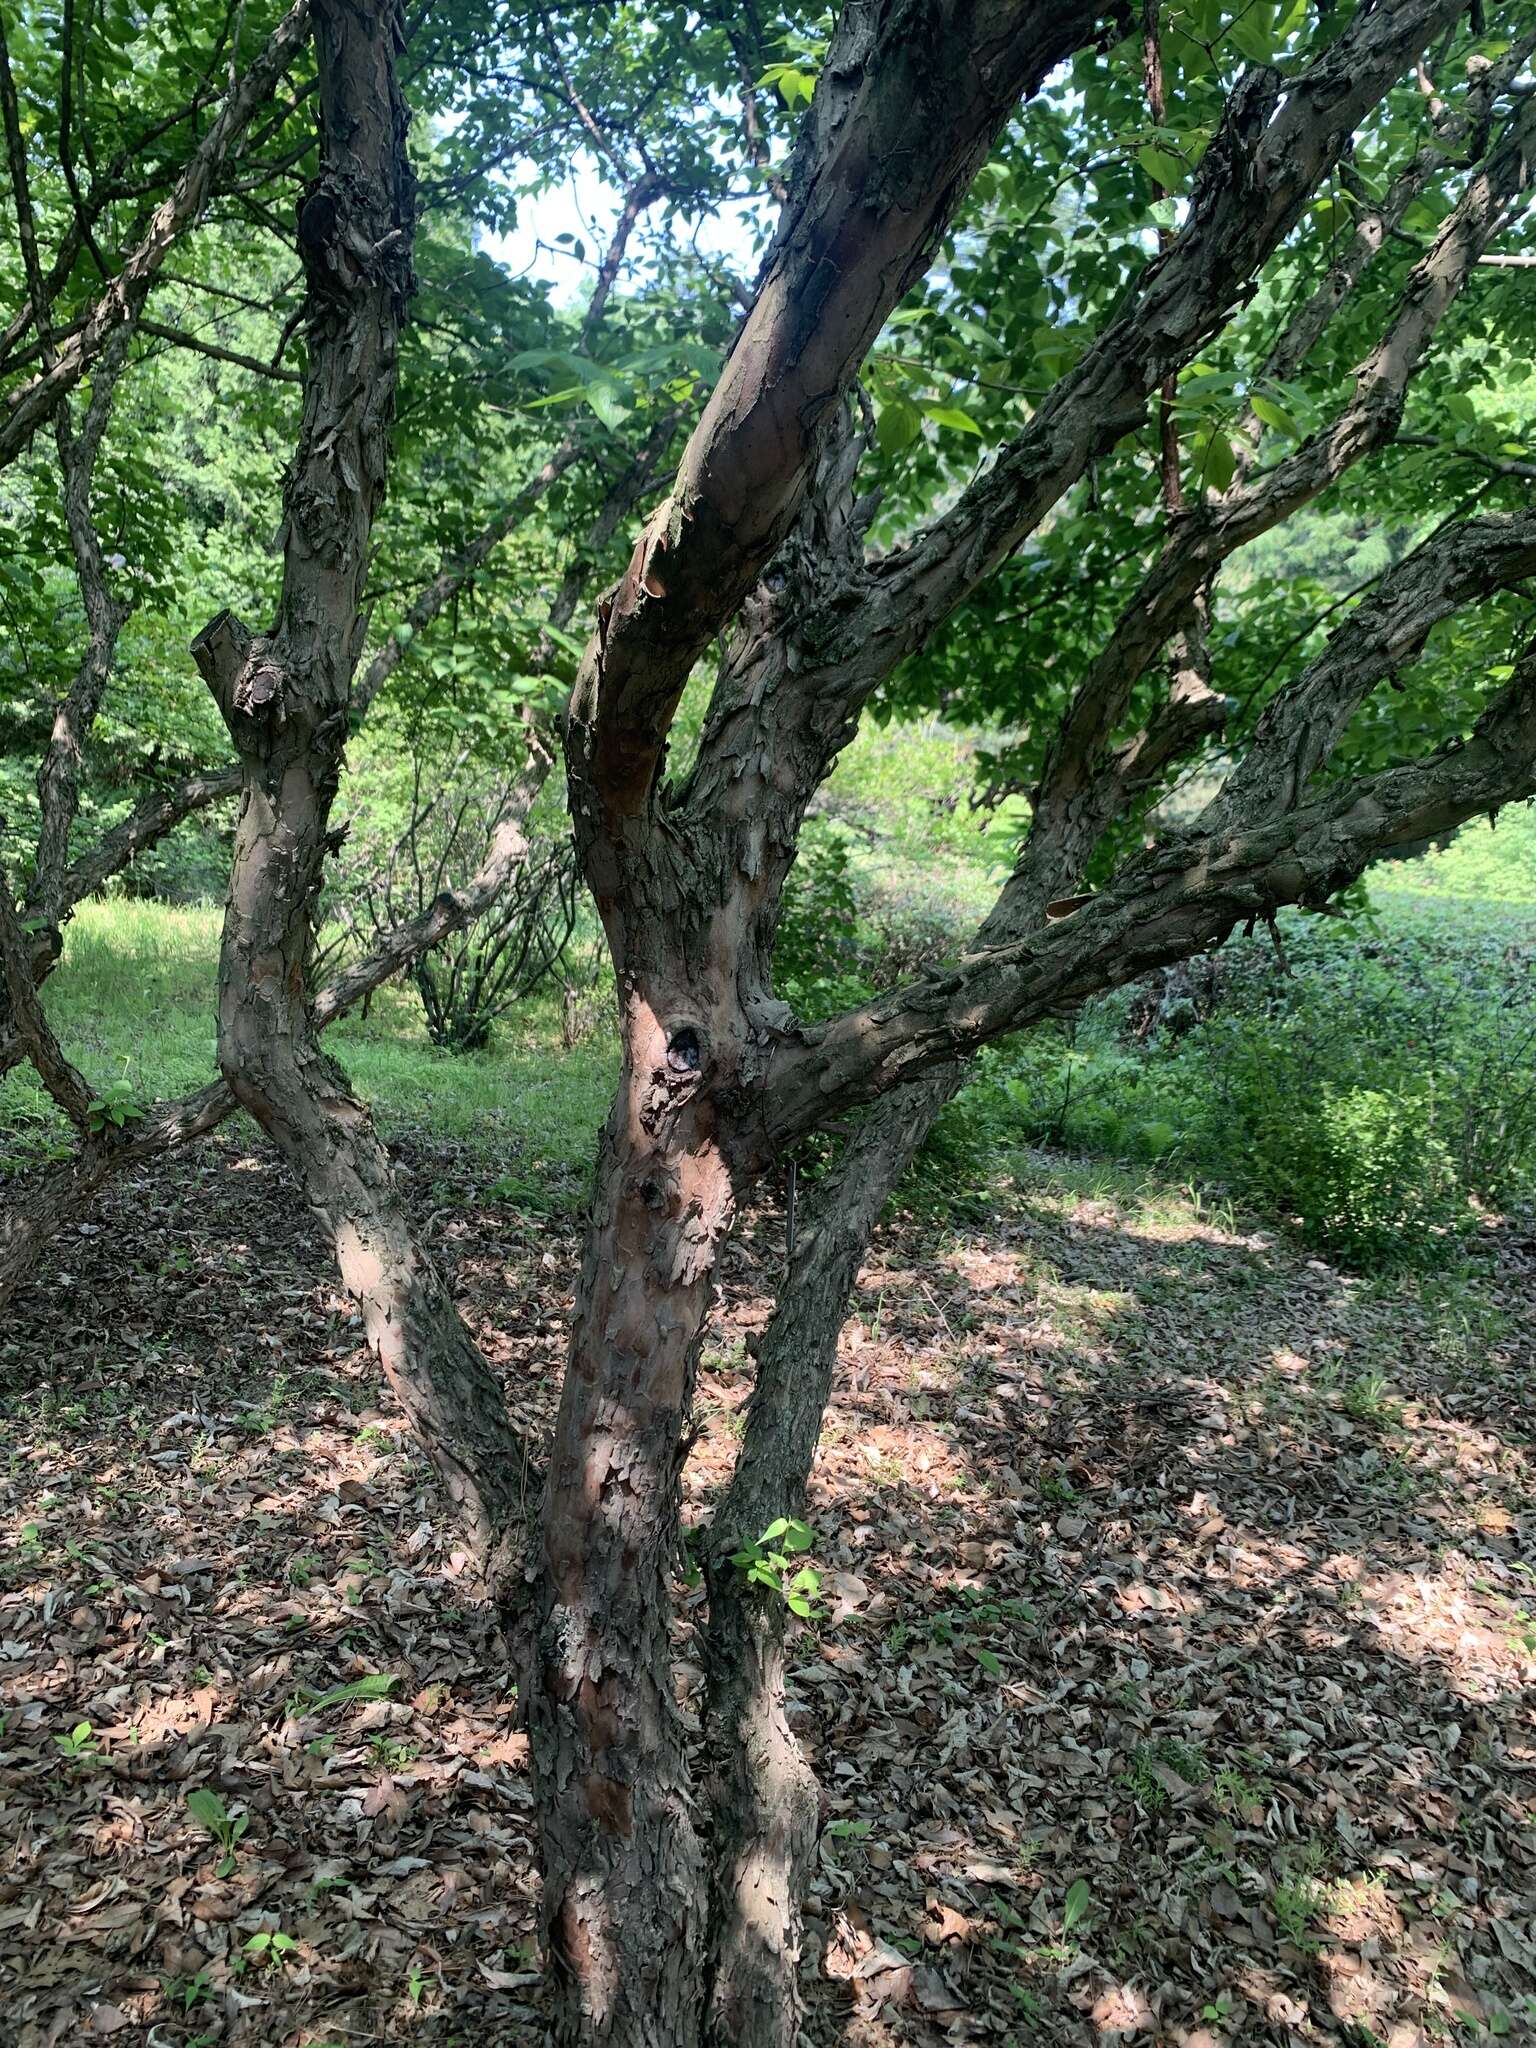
770, 740, 1536, 1269
1374, 800, 1536, 906
978, 907, 1536, 1266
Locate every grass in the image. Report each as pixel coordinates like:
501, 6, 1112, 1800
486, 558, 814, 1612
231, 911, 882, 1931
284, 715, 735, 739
12, 767, 1535, 1249
5, 898, 616, 1170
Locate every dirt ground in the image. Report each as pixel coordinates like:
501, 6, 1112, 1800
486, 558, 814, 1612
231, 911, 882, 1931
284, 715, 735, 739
2, 1133, 1533, 2046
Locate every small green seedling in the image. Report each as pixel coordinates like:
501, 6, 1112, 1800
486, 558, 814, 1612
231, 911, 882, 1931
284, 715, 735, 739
185, 1786, 249, 1876
1061, 1877, 1093, 1936
235, 1929, 298, 1973
161, 1967, 214, 2013
730, 1517, 822, 1618
55, 1721, 99, 1763
85, 1080, 141, 1133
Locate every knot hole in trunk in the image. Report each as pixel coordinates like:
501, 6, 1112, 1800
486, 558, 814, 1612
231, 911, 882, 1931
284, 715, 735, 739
666, 1025, 702, 1075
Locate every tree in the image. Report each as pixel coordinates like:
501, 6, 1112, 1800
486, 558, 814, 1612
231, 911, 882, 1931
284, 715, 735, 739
5, 3, 1536, 2045
533, 2, 1536, 2041
0, 0, 730, 1321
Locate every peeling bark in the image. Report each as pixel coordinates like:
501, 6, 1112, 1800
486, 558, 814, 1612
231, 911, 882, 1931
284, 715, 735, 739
198, 0, 530, 1574
702, 1083, 940, 2046
541, 13, 1122, 2035
531, 1031, 733, 2046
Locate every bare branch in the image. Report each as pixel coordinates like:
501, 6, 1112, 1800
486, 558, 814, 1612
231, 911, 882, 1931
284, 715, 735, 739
138, 316, 305, 381
313, 741, 552, 1029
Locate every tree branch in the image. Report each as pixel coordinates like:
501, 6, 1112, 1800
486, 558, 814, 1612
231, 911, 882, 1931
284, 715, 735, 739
760, 512, 1536, 1147
138, 316, 305, 382
1024, 80, 1536, 867
312, 739, 552, 1029
0, 869, 95, 1132
0, 0, 313, 469
565, 0, 1113, 839
825, 0, 1470, 701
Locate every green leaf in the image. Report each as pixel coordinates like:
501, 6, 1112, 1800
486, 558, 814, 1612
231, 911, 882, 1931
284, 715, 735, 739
185, 1787, 229, 1832
581, 380, 631, 430
921, 404, 983, 438
973, 1645, 1003, 1678
1136, 145, 1185, 194
1062, 1877, 1093, 1932
877, 399, 922, 455
1194, 430, 1236, 495
1250, 393, 1299, 438
303, 1673, 396, 1714
757, 62, 816, 108
1226, 5, 1276, 64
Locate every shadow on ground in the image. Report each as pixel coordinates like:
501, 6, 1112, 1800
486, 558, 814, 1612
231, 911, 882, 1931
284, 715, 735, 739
2, 1137, 1533, 2045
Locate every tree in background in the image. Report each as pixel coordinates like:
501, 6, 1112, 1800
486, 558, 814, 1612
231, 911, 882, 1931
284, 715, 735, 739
0, 0, 765, 1320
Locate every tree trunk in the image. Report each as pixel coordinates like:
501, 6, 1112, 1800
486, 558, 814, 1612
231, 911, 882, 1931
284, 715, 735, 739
529, 995, 737, 2046
198, 0, 529, 1576
702, 1074, 951, 2045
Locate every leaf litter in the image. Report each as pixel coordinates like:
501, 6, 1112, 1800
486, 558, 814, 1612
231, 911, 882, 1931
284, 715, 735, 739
1, 1136, 1532, 2044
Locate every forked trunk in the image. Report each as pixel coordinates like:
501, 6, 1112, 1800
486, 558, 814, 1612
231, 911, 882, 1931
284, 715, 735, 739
702, 1074, 949, 2043
529, 995, 737, 2046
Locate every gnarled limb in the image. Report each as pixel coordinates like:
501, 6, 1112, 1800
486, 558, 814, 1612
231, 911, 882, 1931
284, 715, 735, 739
566, 0, 1114, 838
763, 519, 1536, 1145
702, 1077, 943, 2047
0, 869, 93, 1133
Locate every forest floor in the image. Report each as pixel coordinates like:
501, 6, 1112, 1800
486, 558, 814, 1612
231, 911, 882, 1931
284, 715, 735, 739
2, 1132, 1534, 2047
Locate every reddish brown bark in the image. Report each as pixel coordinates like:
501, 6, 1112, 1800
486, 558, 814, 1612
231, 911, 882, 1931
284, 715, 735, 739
537, 15, 1527, 2043
197, 0, 532, 1573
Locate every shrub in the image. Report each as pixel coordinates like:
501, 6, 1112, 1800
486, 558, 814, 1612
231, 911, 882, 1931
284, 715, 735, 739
320, 751, 588, 1053
773, 826, 870, 1019
978, 906, 1536, 1266
1258, 1083, 1463, 1261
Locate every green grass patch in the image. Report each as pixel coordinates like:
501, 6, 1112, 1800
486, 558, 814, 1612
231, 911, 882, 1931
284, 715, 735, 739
6, 899, 615, 1171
